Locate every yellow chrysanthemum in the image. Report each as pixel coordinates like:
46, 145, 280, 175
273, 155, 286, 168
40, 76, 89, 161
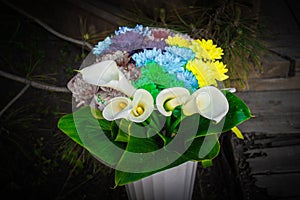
213, 61, 229, 81
190, 39, 224, 61
186, 59, 218, 87
198, 39, 224, 60
186, 59, 229, 87
190, 39, 211, 61
165, 35, 191, 48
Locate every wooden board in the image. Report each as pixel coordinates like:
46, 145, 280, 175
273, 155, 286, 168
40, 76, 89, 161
254, 173, 300, 198
236, 89, 300, 134
230, 132, 300, 200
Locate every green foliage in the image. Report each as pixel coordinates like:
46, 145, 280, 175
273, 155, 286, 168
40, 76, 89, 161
58, 91, 251, 186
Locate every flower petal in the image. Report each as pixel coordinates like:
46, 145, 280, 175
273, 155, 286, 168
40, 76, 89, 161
128, 89, 154, 123
182, 86, 229, 123
80, 60, 119, 85
102, 97, 132, 121
80, 60, 136, 97
156, 87, 190, 116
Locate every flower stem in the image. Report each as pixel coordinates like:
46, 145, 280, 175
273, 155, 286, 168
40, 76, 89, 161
170, 115, 187, 134
166, 116, 171, 136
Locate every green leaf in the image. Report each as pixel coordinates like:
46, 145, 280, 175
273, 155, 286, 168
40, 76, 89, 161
114, 116, 220, 186
58, 113, 84, 147
114, 134, 220, 186
58, 106, 125, 166
114, 120, 130, 142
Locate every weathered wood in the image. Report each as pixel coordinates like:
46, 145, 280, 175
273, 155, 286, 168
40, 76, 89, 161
254, 173, 300, 198
246, 145, 300, 173
250, 51, 290, 79
236, 89, 300, 114
270, 47, 300, 70
247, 75, 300, 91
238, 112, 300, 134
236, 89, 300, 134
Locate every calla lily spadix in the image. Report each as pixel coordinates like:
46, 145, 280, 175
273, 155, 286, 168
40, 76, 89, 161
102, 89, 154, 123
156, 87, 191, 116
182, 86, 229, 123
79, 60, 137, 97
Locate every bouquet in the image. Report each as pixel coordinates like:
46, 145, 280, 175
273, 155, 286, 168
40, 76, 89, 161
58, 25, 251, 186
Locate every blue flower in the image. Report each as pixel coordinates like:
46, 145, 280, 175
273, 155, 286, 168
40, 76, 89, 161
114, 25, 151, 37
176, 70, 199, 91
165, 46, 195, 61
154, 51, 185, 73
132, 48, 163, 67
92, 37, 112, 55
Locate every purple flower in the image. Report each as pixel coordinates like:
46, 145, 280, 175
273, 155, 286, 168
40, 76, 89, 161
107, 31, 146, 52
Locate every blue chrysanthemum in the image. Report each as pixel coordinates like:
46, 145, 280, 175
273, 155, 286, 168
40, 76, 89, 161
92, 37, 112, 55
132, 48, 163, 67
165, 46, 195, 61
154, 51, 185, 73
115, 24, 151, 37
176, 70, 199, 91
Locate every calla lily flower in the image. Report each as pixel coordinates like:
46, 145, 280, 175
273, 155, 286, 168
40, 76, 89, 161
156, 87, 191, 116
128, 89, 154, 123
102, 97, 132, 121
182, 86, 229, 123
102, 89, 154, 123
79, 60, 136, 97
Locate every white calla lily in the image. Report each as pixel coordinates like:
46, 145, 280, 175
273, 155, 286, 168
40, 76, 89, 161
79, 60, 136, 97
156, 87, 191, 116
128, 89, 154, 123
182, 86, 229, 123
102, 89, 154, 123
102, 97, 132, 121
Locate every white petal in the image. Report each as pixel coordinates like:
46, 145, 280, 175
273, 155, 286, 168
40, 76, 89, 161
102, 97, 132, 121
182, 86, 229, 123
80, 60, 136, 97
80, 60, 119, 85
101, 71, 137, 97
156, 87, 190, 116
128, 89, 154, 123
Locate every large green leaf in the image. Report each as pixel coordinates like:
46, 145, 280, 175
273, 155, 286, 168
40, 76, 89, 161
114, 134, 220, 186
58, 106, 125, 166
114, 115, 220, 186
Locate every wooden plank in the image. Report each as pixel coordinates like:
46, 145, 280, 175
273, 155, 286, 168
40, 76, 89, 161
245, 145, 300, 173
250, 134, 300, 148
236, 90, 300, 114
254, 173, 300, 198
270, 47, 300, 70
247, 75, 300, 91
236, 90, 300, 134
263, 34, 300, 48
249, 51, 290, 79
238, 112, 300, 134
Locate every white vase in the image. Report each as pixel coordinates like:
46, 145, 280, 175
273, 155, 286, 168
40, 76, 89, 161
125, 161, 198, 200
